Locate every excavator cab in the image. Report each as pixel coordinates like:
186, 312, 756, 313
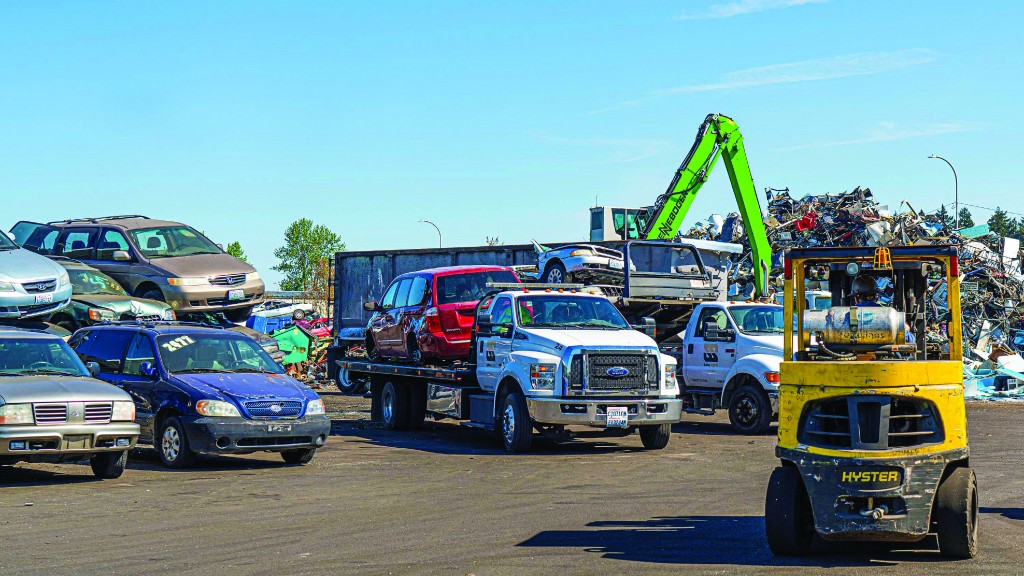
765, 245, 978, 558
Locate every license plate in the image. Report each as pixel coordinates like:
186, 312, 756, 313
34, 293, 54, 304
227, 289, 245, 301
267, 423, 292, 433
837, 466, 904, 489
606, 406, 629, 428
608, 260, 624, 270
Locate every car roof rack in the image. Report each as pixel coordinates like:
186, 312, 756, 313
47, 215, 150, 225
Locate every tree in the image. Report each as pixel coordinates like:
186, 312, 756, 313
957, 207, 974, 229
934, 205, 953, 229
226, 241, 248, 263
988, 207, 1015, 237
273, 219, 345, 292
485, 236, 502, 246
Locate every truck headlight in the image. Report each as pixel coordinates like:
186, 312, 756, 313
196, 399, 242, 417
168, 277, 207, 287
112, 401, 136, 422
529, 364, 557, 389
663, 364, 678, 391
88, 308, 118, 322
305, 398, 325, 416
569, 249, 594, 257
0, 404, 33, 425
57, 270, 71, 288
162, 309, 176, 321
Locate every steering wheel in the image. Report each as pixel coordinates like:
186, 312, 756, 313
28, 361, 54, 370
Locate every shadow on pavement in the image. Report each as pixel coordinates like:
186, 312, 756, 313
124, 446, 298, 473
673, 420, 778, 437
981, 507, 1024, 521
518, 515, 949, 568
0, 465, 105, 487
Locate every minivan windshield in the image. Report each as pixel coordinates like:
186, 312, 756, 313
67, 268, 128, 296
0, 338, 89, 377
157, 333, 284, 374
129, 226, 222, 259
516, 295, 630, 329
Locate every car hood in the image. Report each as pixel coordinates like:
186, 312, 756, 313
171, 372, 311, 401
520, 327, 657, 350
0, 376, 131, 403
0, 248, 64, 282
150, 253, 256, 278
72, 294, 170, 315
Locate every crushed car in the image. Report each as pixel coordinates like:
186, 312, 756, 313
46, 257, 174, 331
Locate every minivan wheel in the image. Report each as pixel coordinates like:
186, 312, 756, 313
90, 450, 128, 479
158, 416, 196, 469
139, 288, 165, 302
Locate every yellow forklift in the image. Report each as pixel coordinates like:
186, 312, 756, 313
765, 245, 978, 558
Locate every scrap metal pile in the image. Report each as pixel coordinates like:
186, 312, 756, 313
683, 186, 1024, 400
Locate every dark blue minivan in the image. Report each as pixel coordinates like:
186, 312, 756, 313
68, 323, 330, 468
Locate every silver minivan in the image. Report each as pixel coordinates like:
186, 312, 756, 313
0, 232, 72, 319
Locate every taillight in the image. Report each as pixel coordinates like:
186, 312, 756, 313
425, 307, 442, 333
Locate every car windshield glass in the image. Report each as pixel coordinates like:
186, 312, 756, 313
0, 233, 16, 250
0, 338, 89, 376
728, 306, 785, 334
436, 271, 518, 305
67, 268, 128, 296
156, 333, 284, 374
517, 296, 630, 329
128, 226, 222, 259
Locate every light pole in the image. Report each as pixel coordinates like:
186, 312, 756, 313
929, 154, 959, 229
419, 219, 442, 248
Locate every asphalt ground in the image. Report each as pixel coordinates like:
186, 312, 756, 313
1, 394, 1021, 576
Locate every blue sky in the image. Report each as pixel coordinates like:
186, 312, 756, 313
2, 1, 1021, 288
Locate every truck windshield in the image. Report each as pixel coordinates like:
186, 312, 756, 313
157, 334, 284, 374
517, 296, 630, 329
67, 268, 128, 296
129, 226, 222, 259
0, 338, 89, 377
436, 270, 518, 305
728, 306, 785, 334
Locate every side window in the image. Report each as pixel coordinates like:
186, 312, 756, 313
490, 298, 513, 326
96, 229, 132, 261
380, 281, 401, 310
408, 276, 429, 307
85, 330, 134, 373
695, 308, 727, 338
394, 279, 413, 309
123, 334, 157, 376
60, 227, 99, 259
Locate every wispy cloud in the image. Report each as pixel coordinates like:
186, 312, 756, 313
677, 0, 826, 20
776, 121, 985, 151
532, 132, 669, 163
595, 49, 935, 112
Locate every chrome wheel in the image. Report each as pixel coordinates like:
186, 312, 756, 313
503, 404, 516, 445
382, 386, 395, 425
546, 268, 563, 283
162, 426, 181, 462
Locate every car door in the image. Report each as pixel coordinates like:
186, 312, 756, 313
91, 228, 138, 288
683, 306, 727, 388
106, 333, 161, 442
9, 221, 60, 254
369, 280, 401, 356
475, 296, 513, 392
400, 275, 430, 358
382, 279, 413, 357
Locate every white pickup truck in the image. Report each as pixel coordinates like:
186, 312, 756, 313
660, 301, 785, 434
338, 287, 683, 453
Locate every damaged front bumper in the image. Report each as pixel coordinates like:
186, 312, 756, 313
777, 446, 969, 542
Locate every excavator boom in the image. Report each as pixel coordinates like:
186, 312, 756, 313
641, 114, 772, 296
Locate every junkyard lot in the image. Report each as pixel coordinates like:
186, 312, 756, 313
1, 399, 1021, 576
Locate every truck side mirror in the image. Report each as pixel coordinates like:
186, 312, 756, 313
113, 250, 132, 262
139, 361, 159, 379
363, 301, 379, 312
705, 328, 736, 342
635, 316, 656, 338
85, 361, 101, 378
476, 313, 493, 337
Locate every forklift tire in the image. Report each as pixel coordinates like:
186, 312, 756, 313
638, 423, 671, 449
501, 392, 533, 453
381, 380, 410, 431
729, 385, 773, 435
934, 466, 979, 559
765, 466, 816, 556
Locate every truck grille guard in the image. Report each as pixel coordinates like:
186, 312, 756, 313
562, 346, 660, 396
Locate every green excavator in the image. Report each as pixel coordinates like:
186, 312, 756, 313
588, 113, 773, 296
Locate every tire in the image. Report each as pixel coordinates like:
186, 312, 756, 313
765, 465, 816, 556
139, 287, 165, 302
56, 318, 78, 332
543, 261, 568, 284
406, 384, 427, 430
408, 336, 423, 365
366, 338, 381, 362
380, 380, 410, 431
336, 365, 365, 395
158, 416, 196, 469
638, 423, 671, 449
934, 466, 979, 559
223, 306, 254, 323
500, 391, 533, 453
728, 385, 773, 434
90, 450, 128, 479
281, 448, 317, 465
292, 308, 307, 320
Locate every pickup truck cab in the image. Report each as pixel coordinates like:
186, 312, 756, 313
662, 301, 784, 434
69, 322, 330, 468
340, 286, 683, 453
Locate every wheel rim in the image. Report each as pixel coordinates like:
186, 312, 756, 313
382, 387, 394, 424
162, 426, 180, 462
734, 394, 758, 426
547, 268, 563, 283
503, 404, 516, 445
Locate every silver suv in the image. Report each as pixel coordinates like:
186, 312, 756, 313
11, 215, 265, 322
0, 327, 140, 478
